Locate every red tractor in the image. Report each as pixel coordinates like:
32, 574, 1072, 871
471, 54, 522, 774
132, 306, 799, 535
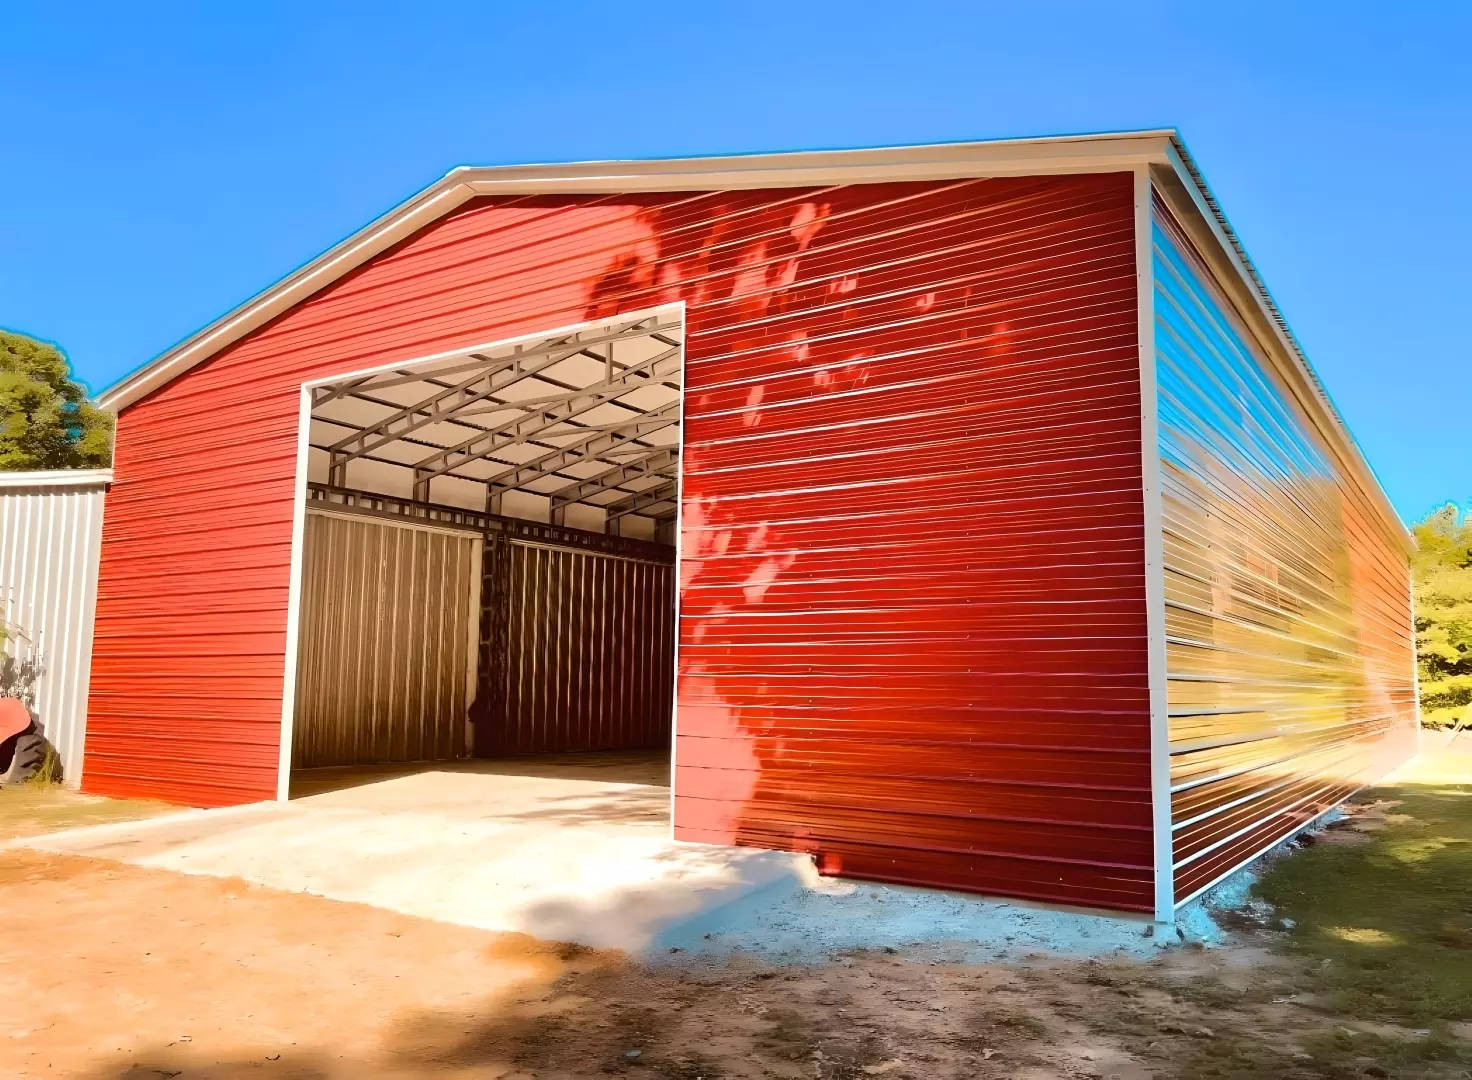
1, 629, 53, 785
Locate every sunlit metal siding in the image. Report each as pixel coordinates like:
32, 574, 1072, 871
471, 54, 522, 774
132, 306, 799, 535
487, 541, 675, 755
1152, 206, 1418, 906
292, 511, 480, 768
0, 471, 109, 785
87, 172, 1154, 913
669, 174, 1153, 912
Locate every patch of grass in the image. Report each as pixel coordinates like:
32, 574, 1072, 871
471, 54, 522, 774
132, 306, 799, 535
0, 783, 174, 841
1169, 1033, 1324, 1080
1300, 1028, 1472, 1072
1253, 783, 1472, 1028
756, 1007, 887, 1079
22, 743, 63, 786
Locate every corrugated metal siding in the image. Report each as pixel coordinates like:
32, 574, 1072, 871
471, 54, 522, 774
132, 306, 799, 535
292, 511, 480, 768
670, 176, 1151, 912
87, 171, 1153, 914
1152, 205, 1418, 905
483, 542, 675, 755
0, 474, 108, 785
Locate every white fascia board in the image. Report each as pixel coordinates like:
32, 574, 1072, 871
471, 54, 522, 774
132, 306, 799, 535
96, 131, 1177, 415
0, 469, 114, 489
461, 131, 1176, 193
97, 178, 480, 413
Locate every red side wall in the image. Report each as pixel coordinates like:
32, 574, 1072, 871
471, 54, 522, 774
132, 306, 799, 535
86, 173, 1151, 911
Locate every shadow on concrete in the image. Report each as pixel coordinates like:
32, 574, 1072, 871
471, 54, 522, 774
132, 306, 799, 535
487, 785, 670, 827
289, 748, 670, 800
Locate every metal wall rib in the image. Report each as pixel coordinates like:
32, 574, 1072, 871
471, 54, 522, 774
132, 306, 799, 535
291, 511, 480, 768
0, 475, 108, 784
485, 542, 675, 756
669, 174, 1152, 912
1152, 205, 1418, 905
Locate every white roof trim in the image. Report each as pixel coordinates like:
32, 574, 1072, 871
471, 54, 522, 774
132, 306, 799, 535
97, 130, 1177, 414
0, 469, 113, 489
96, 127, 1406, 545
1156, 143, 1412, 550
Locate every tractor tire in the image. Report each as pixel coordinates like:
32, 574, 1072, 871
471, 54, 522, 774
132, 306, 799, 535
0, 722, 54, 785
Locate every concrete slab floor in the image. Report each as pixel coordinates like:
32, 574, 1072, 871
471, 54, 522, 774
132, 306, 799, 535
288, 749, 671, 799
10, 749, 1272, 963
10, 754, 806, 956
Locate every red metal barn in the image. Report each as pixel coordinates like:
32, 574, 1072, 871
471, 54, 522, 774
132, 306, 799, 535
84, 131, 1418, 922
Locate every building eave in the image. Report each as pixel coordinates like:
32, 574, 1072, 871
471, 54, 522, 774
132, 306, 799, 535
94, 126, 1408, 549
96, 130, 1176, 414
1157, 137, 1412, 552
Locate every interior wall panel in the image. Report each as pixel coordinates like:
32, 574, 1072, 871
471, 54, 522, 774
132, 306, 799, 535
484, 542, 675, 756
1152, 204, 1418, 905
291, 511, 479, 769
86, 173, 1154, 914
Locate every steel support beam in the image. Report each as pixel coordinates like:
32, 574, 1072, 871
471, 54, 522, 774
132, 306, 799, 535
548, 448, 679, 507
312, 315, 678, 405
603, 480, 678, 522
325, 344, 588, 465
479, 404, 681, 494
411, 344, 682, 480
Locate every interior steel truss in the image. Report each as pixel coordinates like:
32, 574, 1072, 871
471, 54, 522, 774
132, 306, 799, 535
308, 314, 682, 536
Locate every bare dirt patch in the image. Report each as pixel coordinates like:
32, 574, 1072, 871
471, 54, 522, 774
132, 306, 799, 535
4, 738, 1470, 1079
0, 846, 1454, 1080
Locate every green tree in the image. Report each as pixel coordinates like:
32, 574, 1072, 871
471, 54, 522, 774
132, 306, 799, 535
1413, 504, 1472, 727
0, 330, 112, 470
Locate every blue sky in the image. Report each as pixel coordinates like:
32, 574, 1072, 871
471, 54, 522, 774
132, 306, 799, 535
3, 2, 1467, 522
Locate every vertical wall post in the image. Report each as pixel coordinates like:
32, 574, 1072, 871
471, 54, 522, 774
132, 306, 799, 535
275, 386, 315, 801
1135, 167, 1174, 923
473, 531, 511, 757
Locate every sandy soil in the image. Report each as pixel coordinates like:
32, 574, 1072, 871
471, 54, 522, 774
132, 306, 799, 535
4, 738, 1468, 1079
0, 844, 1391, 1080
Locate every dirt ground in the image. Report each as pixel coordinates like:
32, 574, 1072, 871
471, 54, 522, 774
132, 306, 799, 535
2, 738, 1469, 1080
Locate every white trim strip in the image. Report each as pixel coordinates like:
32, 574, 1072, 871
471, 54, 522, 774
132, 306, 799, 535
100, 184, 478, 413
276, 305, 683, 799
667, 300, 688, 839
97, 132, 1176, 414
1135, 168, 1173, 924
0, 469, 113, 489
274, 387, 314, 802
297, 304, 686, 392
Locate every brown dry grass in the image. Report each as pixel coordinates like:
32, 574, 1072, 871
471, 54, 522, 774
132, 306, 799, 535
0, 782, 174, 842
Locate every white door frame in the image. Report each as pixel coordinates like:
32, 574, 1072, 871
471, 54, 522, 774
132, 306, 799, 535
275, 302, 688, 802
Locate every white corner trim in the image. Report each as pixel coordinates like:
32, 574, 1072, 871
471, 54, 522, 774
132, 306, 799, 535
1134, 168, 1173, 924
666, 300, 688, 840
